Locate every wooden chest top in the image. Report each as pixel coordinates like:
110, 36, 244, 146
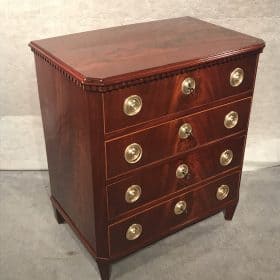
29, 16, 264, 87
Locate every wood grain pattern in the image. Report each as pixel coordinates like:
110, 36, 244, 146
87, 93, 110, 258
29, 17, 264, 88
34, 56, 97, 249
30, 16, 265, 280
106, 98, 251, 178
107, 134, 245, 220
104, 90, 253, 140
103, 55, 257, 132
109, 172, 241, 258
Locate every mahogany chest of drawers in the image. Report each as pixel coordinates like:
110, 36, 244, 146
29, 17, 265, 280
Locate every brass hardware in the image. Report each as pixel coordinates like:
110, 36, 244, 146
176, 164, 189, 179
224, 111, 239, 129
178, 123, 192, 139
125, 185, 142, 203
220, 149, 233, 166
123, 95, 142, 116
126, 224, 142, 240
230, 68, 244, 87
181, 77, 196, 95
174, 200, 187, 215
124, 143, 142, 164
216, 184, 230, 200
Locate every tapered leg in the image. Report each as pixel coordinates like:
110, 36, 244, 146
53, 206, 65, 224
97, 260, 111, 280
223, 203, 238, 220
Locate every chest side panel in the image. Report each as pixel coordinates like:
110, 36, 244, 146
34, 56, 96, 249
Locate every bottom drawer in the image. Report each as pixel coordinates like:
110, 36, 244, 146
109, 172, 241, 258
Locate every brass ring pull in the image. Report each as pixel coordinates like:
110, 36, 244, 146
125, 185, 142, 203
174, 200, 187, 215
123, 95, 142, 116
176, 164, 189, 179
124, 143, 142, 164
220, 149, 233, 166
230, 68, 244, 87
224, 111, 239, 129
178, 123, 192, 139
126, 224, 142, 240
216, 184, 230, 200
181, 77, 196, 95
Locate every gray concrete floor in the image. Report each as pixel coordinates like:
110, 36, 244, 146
0, 167, 279, 280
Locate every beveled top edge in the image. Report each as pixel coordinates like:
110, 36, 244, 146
30, 45, 264, 93
29, 41, 87, 83
29, 16, 265, 92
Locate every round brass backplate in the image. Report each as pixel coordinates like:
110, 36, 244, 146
181, 77, 196, 95
178, 123, 192, 139
124, 143, 143, 164
125, 185, 142, 203
220, 149, 233, 166
123, 95, 142, 116
174, 200, 187, 215
176, 164, 189, 179
230, 68, 244, 87
126, 224, 142, 240
216, 184, 230, 200
224, 111, 239, 129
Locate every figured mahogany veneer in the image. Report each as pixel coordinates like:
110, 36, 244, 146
109, 172, 241, 258
29, 16, 264, 89
107, 134, 245, 220
103, 55, 257, 132
29, 16, 264, 280
106, 98, 251, 178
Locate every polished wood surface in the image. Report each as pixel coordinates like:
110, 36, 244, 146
109, 172, 240, 258
104, 90, 253, 140
29, 16, 264, 280
107, 134, 245, 220
34, 56, 97, 249
106, 98, 251, 178
29, 17, 264, 86
87, 93, 110, 258
107, 133, 245, 220
103, 55, 257, 132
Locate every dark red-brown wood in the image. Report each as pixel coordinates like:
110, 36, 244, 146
86, 93, 110, 258
29, 17, 264, 87
104, 90, 253, 140
96, 260, 111, 280
107, 134, 245, 220
103, 55, 257, 132
34, 56, 98, 249
109, 172, 241, 258
224, 203, 238, 220
106, 98, 251, 178
53, 206, 65, 224
29, 16, 264, 280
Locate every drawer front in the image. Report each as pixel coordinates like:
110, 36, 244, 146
109, 172, 240, 258
106, 98, 250, 178
107, 134, 245, 219
103, 55, 258, 133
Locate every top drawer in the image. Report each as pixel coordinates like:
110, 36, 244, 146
103, 55, 258, 133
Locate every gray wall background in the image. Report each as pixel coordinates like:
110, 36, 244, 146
0, 0, 279, 170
